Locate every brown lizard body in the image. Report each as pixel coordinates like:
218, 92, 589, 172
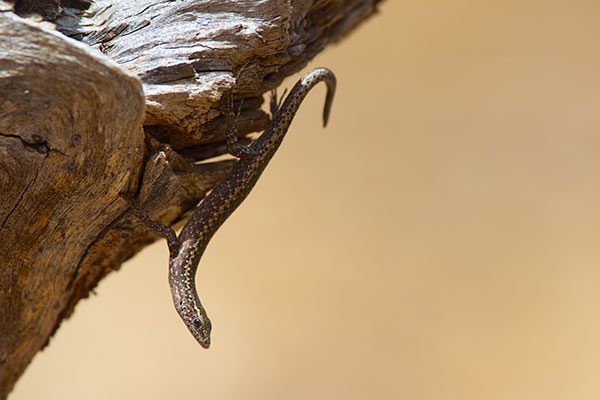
134, 68, 336, 348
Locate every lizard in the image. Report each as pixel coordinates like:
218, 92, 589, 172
131, 68, 336, 348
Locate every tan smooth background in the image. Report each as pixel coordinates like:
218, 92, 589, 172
12, 1, 600, 399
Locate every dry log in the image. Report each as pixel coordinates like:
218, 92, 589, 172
0, 0, 382, 396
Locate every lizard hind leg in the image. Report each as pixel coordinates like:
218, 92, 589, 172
224, 92, 256, 159
269, 87, 288, 116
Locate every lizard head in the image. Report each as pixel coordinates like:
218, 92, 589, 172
183, 307, 212, 349
185, 309, 212, 349
171, 283, 212, 348
169, 252, 213, 348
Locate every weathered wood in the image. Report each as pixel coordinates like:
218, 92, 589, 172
0, 0, 382, 396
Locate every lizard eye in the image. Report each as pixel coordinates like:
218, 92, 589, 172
193, 318, 202, 328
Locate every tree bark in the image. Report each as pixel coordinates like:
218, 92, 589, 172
0, 0, 382, 396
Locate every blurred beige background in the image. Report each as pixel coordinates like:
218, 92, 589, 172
12, 1, 600, 399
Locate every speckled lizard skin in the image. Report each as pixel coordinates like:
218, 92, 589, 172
134, 68, 336, 348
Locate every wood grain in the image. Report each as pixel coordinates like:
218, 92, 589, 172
0, 0, 382, 396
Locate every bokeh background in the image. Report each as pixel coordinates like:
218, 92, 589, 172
12, 1, 600, 399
